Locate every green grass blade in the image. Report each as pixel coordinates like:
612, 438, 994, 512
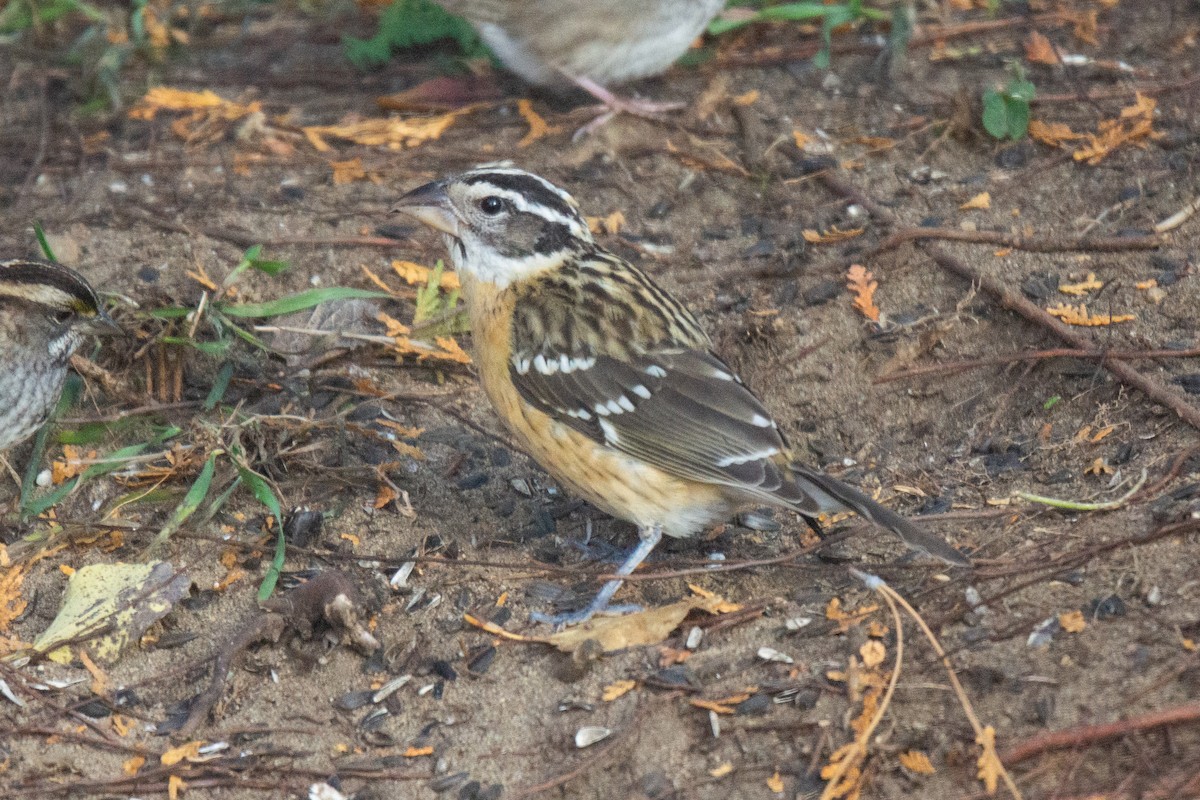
152, 450, 220, 548
233, 460, 285, 601
219, 288, 392, 319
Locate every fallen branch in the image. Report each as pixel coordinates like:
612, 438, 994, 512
1002, 702, 1200, 765
876, 346, 1200, 384
868, 227, 1160, 258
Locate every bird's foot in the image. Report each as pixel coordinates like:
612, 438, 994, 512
568, 75, 684, 139
531, 602, 643, 629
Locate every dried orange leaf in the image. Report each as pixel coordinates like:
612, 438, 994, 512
1046, 303, 1135, 326
1029, 120, 1086, 147
960, 192, 991, 211
690, 697, 737, 714
391, 260, 461, 290
123, 755, 145, 776
1025, 31, 1059, 64
1135, 278, 1158, 290
792, 129, 812, 150
602, 679, 637, 701
859, 640, 886, 667
1084, 457, 1113, 476
1058, 272, 1103, 295
302, 108, 474, 153
429, 336, 472, 365
845, 265, 881, 322
1059, 609, 1086, 633
517, 99, 558, 147
79, 649, 111, 696
168, 774, 186, 800
976, 726, 1001, 793
899, 750, 936, 775
1090, 425, 1115, 443
548, 594, 735, 653
734, 89, 759, 106
403, 746, 434, 757
802, 226, 864, 244
162, 741, 204, 766
709, 762, 734, 778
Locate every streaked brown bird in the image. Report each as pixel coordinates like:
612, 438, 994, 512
431, 0, 726, 129
0, 257, 119, 453
394, 166, 969, 625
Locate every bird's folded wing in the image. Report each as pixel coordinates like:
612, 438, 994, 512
508, 344, 821, 515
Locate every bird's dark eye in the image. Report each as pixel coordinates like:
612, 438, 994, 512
49, 309, 73, 326
479, 196, 505, 215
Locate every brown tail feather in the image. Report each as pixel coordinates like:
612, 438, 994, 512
789, 465, 971, 567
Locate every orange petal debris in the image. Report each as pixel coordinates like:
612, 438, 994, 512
586, 211, 626, 235
803, 226, 864, 244
1025, 30, 1060, 65
602, 679, 636, 701
1058, 272, 1104, 295
766, 771, 784, 793
899, 750, 937, 775
845, 265, 881, 322
1046, 303, 1135, 326
1032, 93, 1159, 165
303, 107, 475, 152
517, 99, 559, 147
960, 192, 991, 211
1059, 610, 1087, 633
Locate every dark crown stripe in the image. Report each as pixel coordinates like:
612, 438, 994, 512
0, 258, 100, 310
462, 172, 580, 223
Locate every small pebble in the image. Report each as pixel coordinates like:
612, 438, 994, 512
574, 726, 611, 748
685, 627, 703, 650
757, 647, 794, 664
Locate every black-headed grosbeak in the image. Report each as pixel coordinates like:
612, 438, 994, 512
394, 166, 969, 625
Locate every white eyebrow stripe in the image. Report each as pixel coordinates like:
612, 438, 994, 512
716, 448, 779, 467
479, 187, 586, 235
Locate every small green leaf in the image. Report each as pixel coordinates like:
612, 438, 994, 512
982, 89, 1009, 139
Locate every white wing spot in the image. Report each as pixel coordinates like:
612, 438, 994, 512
593, 403, 610, 417
515, 358, 531, 374
567, 408, 593, 421
605, 399, 625, 415
616, 395, 636, 412
716, 448, 779, 467
631, 384, 652, 399
561, 355, 595, 373
750, 414, 774, 428
644, 365, 667, 379
533, 353, 554, 375
711, 369, 736, 381
598, 418, 620, 445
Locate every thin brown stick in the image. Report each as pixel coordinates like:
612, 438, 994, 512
1001, 702, 1200, 765
868, 227, 1161, 258
875, 347, 1200, 384
119, 206, 407, 250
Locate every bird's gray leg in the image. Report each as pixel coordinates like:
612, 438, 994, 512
531, 523, 663, 627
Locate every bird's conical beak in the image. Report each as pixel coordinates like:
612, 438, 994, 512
392, 181, 461, 238
80, 307, 122, 336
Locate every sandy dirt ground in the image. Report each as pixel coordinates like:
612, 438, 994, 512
2, 1, 1200, 798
